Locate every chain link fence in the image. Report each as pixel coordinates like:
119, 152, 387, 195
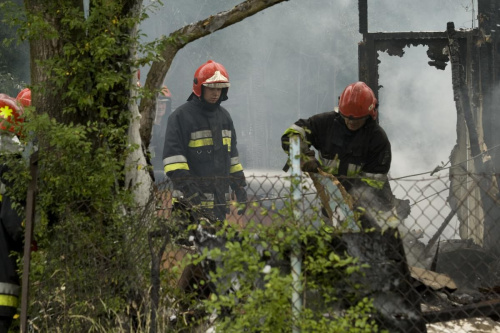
26, 170, 500, 332
148, 170, 500, 333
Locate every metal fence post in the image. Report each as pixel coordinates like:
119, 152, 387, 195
290, 136, 302, 332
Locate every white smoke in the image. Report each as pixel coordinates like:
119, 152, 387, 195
140, 0, 477, 241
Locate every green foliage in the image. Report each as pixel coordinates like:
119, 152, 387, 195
0, 1, 169, 331
1, 2, 392, 332
184, 196, 385, 333
28, 209, 153, 332
299, 297, 382, 333
22, 112, 134, 218
0, 0, 189, 331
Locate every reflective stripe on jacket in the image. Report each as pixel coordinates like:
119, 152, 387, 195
162, 97, 246, 217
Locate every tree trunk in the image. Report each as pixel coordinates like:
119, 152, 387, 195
25, 0, 76, 120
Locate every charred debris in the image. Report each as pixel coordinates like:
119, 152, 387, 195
353, 0, 500, 330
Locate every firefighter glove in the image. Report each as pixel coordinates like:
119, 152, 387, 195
234, 187, 248, 215
301, 149, 320, 173
301, 158, 320, 173
183, 183, 204, 207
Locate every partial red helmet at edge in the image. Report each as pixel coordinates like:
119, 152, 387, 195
0, 93, 24, 135
338, 82, 378, 120
16, 88, 31, 107
192, 60, 230, 97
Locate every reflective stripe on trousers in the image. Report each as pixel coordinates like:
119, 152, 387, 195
0, 282, 20, 308
0, 294, 18, 307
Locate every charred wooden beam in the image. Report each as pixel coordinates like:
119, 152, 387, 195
447, 22, 482, 168
478, 0, 500, 205
356, 13, 470, 103
447, 21, 500, 256
358, 35, 378, 100
357, 0, 376, 103
339, 231, 428, 333
369, 31, 460, 40
358, 0, 367, 34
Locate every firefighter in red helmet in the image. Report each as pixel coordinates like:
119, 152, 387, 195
0, 89, 28, 333
162, 61, 247, 312
162, 60, 247, 221
281, 81, 410, 227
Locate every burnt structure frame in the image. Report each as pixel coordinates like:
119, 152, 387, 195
358, 0, 500, 255
356, 0, 500, 327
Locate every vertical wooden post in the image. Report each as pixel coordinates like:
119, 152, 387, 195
20, 151, 39, 333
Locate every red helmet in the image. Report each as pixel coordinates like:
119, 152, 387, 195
192, 60, 230, 97
16, 88, 31, 107
338, 82, 377, 120
0, 94, 24, 134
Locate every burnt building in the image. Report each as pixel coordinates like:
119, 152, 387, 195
357, 0, 500, 256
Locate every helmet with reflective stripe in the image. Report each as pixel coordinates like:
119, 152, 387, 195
0, 94, 24, 134
338, 82, 377, 120
192, 60, 230, 97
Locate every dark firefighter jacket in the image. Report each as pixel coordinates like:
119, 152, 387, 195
281, 111, 394, 211
162, 95, 246, 220
0, 163, 23, 319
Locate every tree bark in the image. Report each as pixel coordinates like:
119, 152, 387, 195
24, 0, 80, 120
